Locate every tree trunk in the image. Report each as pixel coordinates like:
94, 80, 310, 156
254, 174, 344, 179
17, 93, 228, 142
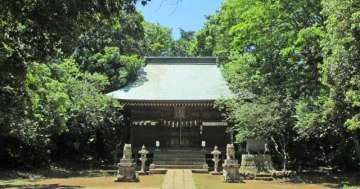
352, 133, 360, 161
271, 136, 287, 171
283, 154, 288, 171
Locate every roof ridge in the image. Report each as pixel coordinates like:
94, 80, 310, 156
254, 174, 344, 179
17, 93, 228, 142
144, 57, 218, 64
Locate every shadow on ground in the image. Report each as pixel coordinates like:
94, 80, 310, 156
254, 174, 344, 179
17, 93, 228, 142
285, 172, 360, 188
0, 184, 81, 189
0, 168, 116, 180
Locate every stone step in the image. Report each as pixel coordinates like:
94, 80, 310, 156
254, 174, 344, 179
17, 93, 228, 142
158, 150, 206, 154
154, 158, 205, 161
149, 169, 167, 174
154, 159, 205, 163
163, 148, 204, 152
255, 173, 272, 177
155, 153, 205, 157
154, 157, 204, 160
156, 154, 205, 157
155, 164, 205, 169
156, 155, 203, 157
155, 151, 205, 154
254, 177, 273, 181
153, 158, 205, 162
153, 150, 207, 170
254, 173, 273, 181
192, 169, 209, 173
153, 161, 205, 165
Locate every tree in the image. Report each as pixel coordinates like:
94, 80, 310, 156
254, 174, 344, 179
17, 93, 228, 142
206, 0, 360, 170
143, 22, 175, 56
0, 0, 146, 168
0, 0, 136, 133
188, 15, 219, 56
174, 29, 195, 56
81, 47, 144, 92
210, 0, 326, 170
75, 10, 145, 57
320, 0, 360, 160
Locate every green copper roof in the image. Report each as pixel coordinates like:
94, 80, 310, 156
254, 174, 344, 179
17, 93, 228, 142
107, 57, 234, 101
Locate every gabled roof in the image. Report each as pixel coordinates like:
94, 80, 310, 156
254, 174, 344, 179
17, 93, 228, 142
106, 57, 234, 101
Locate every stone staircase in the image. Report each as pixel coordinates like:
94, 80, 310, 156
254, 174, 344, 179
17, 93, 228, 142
254, 172, 273, 181
152, 149, 207, 169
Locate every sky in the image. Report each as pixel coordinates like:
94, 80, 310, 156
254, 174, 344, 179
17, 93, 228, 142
136, 0, 223, 40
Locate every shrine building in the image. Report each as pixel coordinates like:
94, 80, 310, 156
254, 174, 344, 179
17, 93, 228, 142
107, 57, 234, 152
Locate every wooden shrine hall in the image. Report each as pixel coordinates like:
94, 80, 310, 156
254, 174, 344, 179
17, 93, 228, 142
107, 57, 234, 153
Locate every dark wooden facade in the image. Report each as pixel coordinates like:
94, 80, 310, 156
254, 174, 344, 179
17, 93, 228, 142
124, 101, 230, 150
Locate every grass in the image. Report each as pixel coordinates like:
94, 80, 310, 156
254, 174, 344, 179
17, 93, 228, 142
343, 185, 358, 189
342, 182, 360, 189
0, 178, 31, 188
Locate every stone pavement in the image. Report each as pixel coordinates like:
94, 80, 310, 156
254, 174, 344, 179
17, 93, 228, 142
161, 169, 197, 189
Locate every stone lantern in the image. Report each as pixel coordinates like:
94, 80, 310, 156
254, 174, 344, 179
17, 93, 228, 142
138, 145, 149, 175
210, 145, 222, 175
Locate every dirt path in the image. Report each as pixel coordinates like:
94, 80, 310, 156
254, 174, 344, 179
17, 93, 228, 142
161, 169, 196, 189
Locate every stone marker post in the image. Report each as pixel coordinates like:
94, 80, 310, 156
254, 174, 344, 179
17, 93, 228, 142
223, 144, 240, 183
210, 145, 221, 175
138, 145, 149, 175
114, 144, 139, 182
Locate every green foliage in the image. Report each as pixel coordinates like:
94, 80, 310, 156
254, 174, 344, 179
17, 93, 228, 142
27, 58, 116, 133
0, 0, 144, 168
11, 58, 121, 166
79, 47, 144, 91
143, 22, 175, 56
174, 29, 195, 56
209, 0, 360, 169
142, 24, 196, 57
75, 10, 145, 56
320, 0, 360, 133
188, 15, 219, 56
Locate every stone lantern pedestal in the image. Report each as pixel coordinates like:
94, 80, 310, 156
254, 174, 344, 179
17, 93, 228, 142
114, 144, 139, 182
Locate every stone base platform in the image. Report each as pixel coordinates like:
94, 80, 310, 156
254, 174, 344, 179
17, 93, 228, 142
149, 169, 168, 174
210, 171, 221, 175
114, 160, 139, 182
192, 169, 209, 173
239, 154, 274, 173
114, 177, 139, 182
136, 171, 149, 175
238, 154, 275, 181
